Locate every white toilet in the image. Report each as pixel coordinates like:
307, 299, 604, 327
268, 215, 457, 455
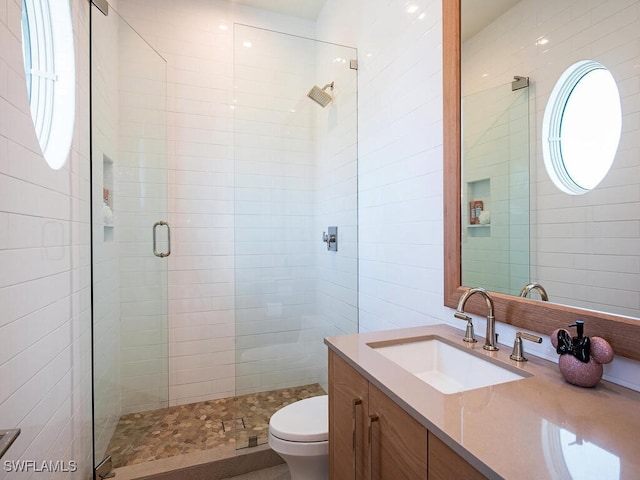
268, 395, 328, 480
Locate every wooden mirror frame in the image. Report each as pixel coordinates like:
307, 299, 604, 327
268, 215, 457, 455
442, 0, 640, 361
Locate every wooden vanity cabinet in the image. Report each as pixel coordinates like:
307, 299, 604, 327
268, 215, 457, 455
428, 432, 487, 480
329, 349, 369, 479
329, 350, 487, 480
329, 351, 426, 479
368, 383, 428, 478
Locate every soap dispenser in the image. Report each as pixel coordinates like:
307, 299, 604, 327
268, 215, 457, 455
551, 320, 614, 387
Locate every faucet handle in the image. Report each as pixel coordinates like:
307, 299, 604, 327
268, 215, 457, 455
510, 331, 543, 362
454, 312, 477, 343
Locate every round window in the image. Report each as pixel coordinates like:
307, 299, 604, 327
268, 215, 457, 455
21, 0, 75, 170
542, 60, 621, 195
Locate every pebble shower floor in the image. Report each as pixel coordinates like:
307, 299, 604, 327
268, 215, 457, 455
106, 384, 326, 467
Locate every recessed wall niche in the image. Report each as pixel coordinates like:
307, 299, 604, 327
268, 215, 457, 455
465, 178, 490, 237
102, 154, 114, 242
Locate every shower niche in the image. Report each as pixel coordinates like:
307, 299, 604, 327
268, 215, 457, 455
102, 154, 114, 242
465, 178, 490, 237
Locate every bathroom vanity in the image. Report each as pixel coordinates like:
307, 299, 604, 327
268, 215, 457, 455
326, 324, 640, 479
329, 349, 483, 479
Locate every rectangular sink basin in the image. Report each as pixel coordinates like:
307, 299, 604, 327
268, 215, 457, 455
369, 336, 529, 394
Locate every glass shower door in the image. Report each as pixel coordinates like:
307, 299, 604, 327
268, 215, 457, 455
233, 25, 359, 449
91, 2, 168, 473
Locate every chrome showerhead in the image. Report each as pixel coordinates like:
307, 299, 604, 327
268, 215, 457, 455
307, 82, 334, 107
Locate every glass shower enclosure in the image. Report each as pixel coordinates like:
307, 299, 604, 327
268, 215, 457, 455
90, 9, 358, 476
233, 25, 359, 449
91, 2, 169, 473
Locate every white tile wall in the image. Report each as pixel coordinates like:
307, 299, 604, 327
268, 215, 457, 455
0, 0, 92, 478
318, 0, 450, 334
463, 0, 640, 319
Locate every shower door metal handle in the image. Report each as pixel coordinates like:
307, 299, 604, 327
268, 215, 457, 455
153, 221, 171, 258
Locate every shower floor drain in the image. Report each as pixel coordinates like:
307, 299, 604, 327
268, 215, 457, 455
221, 418, 246, 433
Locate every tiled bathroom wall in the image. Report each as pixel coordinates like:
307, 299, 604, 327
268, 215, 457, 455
0, 0, 93, 477
463, 0, 640, 318
318, 0, 449, 333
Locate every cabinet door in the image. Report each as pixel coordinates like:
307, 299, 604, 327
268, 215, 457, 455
428, 432, 487, 480
329, 351, 369, 480
368, 384, 428, 479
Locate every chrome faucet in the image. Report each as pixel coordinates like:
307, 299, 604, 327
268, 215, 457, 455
519, 282, 549, 301
455, 287, 499, 351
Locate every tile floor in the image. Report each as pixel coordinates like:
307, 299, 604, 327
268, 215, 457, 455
107, 384, 326, 468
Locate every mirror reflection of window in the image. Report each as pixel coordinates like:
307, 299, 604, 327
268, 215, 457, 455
541, 420, 620, 479
542, 60, 622, 195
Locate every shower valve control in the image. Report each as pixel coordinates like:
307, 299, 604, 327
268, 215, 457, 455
322, 227, 338, 252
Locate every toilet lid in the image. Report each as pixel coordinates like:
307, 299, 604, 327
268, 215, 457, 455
269, 395, 328, 442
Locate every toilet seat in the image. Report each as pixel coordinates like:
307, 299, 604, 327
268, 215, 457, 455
269, 395, 328, 443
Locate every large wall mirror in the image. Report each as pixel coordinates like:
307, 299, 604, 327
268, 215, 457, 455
443, 0, 640, 361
